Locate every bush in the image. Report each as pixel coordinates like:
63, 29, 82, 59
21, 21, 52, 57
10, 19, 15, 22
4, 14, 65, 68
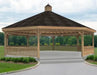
44, 43, 48, 46
50, 43, 53, 46
55, 43, 60, 46
0, 57, 37, 63
5, 57, 11, 62
86, 55, 97, 62
86, 55, 94, 60
94, 56, 97, 61
21, 43, 24, 46
9, 42, 14, 46
29, 57, 37, 62
0, 57, 6, 61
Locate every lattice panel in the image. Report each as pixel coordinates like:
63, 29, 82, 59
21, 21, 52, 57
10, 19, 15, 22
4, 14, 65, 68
83, 46, 94, 56
6, 46, 37, 57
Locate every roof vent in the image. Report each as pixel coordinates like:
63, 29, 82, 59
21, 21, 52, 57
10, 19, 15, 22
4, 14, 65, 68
45, 4, 52, 11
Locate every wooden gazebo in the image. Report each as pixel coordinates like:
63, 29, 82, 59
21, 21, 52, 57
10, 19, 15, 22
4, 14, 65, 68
2, 4, 96, 59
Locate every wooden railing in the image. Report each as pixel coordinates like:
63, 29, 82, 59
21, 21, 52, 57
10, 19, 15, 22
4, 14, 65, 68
40, 46, 78, 51
6, 46, 37, 57
84, 46, 94, 56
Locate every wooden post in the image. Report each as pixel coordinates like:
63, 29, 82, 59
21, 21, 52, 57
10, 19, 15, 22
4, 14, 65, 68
76, 35, 79, 51
52, 36, 55, 50
4, 33, 8, 56
81, 34, 84, 57
26, 36, 29, 46
37, 29, 40, 59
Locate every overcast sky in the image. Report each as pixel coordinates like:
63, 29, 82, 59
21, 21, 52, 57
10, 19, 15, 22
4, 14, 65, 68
0, 0, 97, 34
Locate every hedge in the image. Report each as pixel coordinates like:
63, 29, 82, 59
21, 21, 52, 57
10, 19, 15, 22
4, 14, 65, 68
0, 57, 37, 63
86, 55, 97, 61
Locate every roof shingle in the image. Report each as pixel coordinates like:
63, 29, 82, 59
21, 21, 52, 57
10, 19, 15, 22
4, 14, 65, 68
4, 11, 87, 28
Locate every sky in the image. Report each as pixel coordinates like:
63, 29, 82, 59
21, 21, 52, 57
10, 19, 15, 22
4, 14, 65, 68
0, 0, 97, 34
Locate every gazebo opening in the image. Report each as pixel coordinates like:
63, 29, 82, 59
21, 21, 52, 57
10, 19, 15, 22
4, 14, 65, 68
2, 4, 96, 59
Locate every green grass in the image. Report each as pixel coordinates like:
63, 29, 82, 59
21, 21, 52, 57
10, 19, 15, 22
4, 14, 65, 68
0, 46, 4, 58
0, 62, 36, 73
94, 48, 97, 55
86, 60, 97, 65
91, 62, 97, 65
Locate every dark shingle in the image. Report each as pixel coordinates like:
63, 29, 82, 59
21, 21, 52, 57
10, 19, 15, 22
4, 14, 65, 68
4, 11, 86, 28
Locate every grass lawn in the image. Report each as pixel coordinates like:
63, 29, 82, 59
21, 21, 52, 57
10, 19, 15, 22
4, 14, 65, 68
86, 60, 97, 65
0, 63, 36, 73
0, 46, 4, 58
0, 46, 37, 73
94, 47, 97, 55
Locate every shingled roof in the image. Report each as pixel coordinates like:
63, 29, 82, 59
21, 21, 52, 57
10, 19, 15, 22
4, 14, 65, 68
4, 5, 87, 28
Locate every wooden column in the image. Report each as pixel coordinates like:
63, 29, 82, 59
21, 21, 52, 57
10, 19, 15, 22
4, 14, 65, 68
52, 36, 55, 50
81, 34, 84, 57
4, 33, 8, 56
26, 36, 29, 46
37, 29, 40, 59
76, 35, 79, 51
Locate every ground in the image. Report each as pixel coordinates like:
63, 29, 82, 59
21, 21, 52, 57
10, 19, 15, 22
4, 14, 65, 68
0, 46, 36, 73
0, 46, 97, 75
7, 51, 97, 75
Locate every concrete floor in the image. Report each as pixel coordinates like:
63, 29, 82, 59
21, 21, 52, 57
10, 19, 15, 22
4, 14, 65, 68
7, 51, 97, 75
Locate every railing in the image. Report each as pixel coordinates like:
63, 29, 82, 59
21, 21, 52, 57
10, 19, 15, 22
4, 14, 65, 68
84, 46, 94, 56
40, 46, 78, 51
6, 46, 37, 57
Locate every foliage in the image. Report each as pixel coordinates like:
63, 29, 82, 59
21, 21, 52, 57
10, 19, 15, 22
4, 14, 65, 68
0, 57, 37, 63
0, 32, 97, 47
86, 55, 97, 61
86, 55, 94, 60
50, 43, 53, 46
0, 32, 4, 45
44, 43, 48, 46
55, 43, 60, 46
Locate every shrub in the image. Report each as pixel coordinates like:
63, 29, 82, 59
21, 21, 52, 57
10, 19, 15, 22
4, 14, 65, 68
50, 43, 53, 46
21, 43, 24, 46
0, 57, 37, 63
44, 43, 48, 46
22, 58, 29, 63
9, 42, 14, 46
94, 56, 97, 61
86, 55, 94, 60
55, 43, 60, 46
29, 57, 37, 62
0, 57, 6, 60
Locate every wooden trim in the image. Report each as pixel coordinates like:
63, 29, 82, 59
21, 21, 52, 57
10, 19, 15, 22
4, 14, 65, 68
37, 28, 40, 59
2, 26, 96, 33
4, 33, 7, 56
81, 33, 84, 57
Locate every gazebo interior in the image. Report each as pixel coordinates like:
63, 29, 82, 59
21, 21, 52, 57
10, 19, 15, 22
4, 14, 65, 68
2, 4, 96, 59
